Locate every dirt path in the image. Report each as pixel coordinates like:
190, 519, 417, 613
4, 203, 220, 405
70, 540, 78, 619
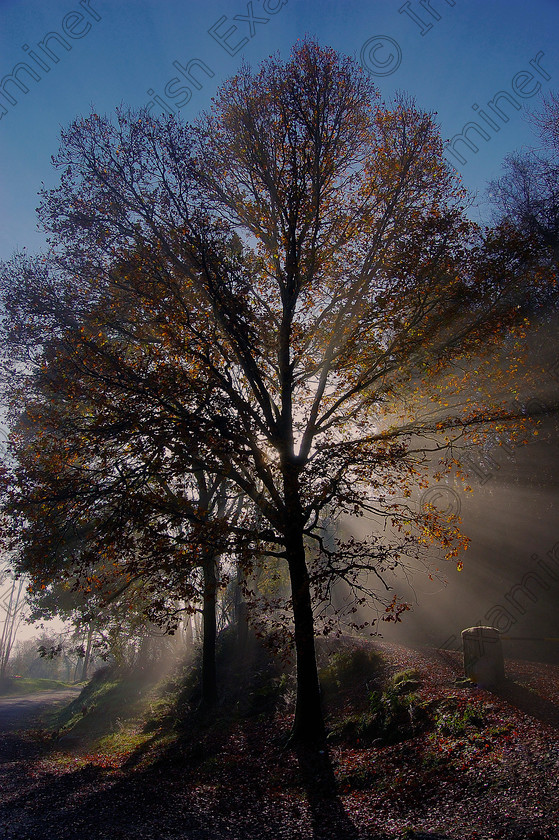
0, 687, 214, 840
0, 689, 82, 732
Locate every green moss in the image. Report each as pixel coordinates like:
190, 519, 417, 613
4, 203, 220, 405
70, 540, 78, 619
95, 727, 152, 756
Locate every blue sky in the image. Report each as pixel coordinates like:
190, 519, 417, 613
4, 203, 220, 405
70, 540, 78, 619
1, 0, 558, 262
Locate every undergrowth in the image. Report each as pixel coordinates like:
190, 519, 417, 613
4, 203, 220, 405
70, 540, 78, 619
33, 635, 503, 788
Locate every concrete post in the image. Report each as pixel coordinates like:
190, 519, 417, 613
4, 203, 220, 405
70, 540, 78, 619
461, 625, 505, 687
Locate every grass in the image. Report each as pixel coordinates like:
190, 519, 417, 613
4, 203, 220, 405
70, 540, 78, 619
37, 629, 291, 769
5, 637, 554, 840
45, 666, 165, 740
18, 632, 532, 840
35, 664, 187, 771
0, 677, 78, 696
433, 699, 486, 737
326, 663, 427, 747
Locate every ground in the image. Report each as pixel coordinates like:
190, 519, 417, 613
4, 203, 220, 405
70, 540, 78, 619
0, 642, 558, 840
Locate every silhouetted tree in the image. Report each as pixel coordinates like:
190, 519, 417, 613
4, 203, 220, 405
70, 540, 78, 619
1, 41, 546, 745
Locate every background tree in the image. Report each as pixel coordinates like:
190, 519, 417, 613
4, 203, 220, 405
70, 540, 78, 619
488, 91, 559, 275
0, 567, 25, 679
1, 41, 547, 746
1, 379, 240, 706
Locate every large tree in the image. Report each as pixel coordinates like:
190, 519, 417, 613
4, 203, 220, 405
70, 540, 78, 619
1, 42, 544, 745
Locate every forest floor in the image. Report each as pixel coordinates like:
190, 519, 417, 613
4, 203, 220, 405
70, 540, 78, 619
0, 640, 558, 840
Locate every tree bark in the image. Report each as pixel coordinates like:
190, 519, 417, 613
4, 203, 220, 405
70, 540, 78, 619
200, 554, 218, 708
81, 625, 94, 682
234, 562, 249, 652
283, 465, 325, 746
288, 542, 326, 745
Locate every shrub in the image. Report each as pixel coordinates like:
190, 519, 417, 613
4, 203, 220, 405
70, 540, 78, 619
390, 668, 421, 694
328, 683, 429, 746
434, 701, 486, 736
319, 646, 383, 701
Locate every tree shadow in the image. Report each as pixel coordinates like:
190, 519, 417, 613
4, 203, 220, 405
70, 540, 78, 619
0, 729, 44, 767
489, 677, 559, 730
295, 742, 377, 840
0, 754, 212, 840
1, 731, 359, 840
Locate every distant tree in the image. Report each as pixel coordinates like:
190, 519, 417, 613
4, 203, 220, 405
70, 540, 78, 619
488, 92, 559, 275
9, 637, 41, 677
532, 91, 559, 157
1, 41, 547, 745
0, 567, 25, 679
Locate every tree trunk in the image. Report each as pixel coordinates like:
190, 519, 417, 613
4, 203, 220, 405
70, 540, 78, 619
0, 577, 24, 680
81, 625, 94, 682
234, 562, 249, 651
200, 554, 218, 708
287, 534, 326, 745
73, 653, 81, 683
283, 465, 325, 746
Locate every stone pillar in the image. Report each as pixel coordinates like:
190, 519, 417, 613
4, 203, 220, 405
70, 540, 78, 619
461, 626, 505, 687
